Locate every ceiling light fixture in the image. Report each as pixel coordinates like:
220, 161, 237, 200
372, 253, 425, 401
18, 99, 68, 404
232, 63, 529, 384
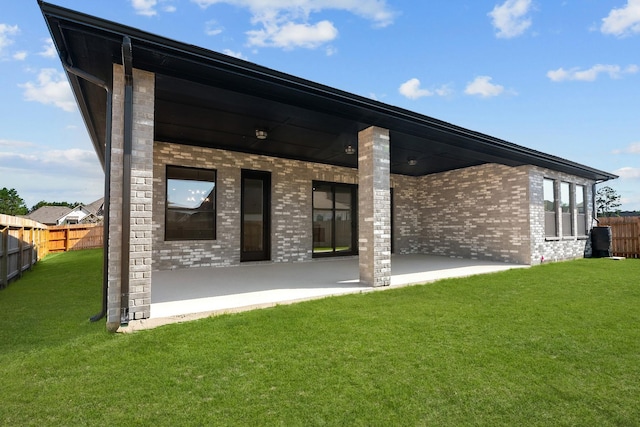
344, 143, 356, 155
407, 157, 418, 166
255, 129, 268, 140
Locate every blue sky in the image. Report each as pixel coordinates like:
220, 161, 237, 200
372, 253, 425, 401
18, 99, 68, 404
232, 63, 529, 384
1, 0, 639, 210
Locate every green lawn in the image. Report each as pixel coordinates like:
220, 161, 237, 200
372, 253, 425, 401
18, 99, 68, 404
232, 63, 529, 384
1, 250, 639, 426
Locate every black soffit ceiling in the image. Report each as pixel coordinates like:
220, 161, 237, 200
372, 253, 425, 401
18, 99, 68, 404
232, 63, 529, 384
39, 1, 617, 181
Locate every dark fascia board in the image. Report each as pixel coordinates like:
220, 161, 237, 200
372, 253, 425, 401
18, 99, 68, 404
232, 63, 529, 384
38, 1, 617, 182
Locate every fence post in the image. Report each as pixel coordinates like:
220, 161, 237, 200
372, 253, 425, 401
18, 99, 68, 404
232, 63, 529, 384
17, 227, 23, 278
1, 226, 8, 288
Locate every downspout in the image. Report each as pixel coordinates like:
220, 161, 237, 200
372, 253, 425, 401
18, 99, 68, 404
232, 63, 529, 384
59, 60, 112, 323
592, 182, 600, 225
120, 36, 133, 326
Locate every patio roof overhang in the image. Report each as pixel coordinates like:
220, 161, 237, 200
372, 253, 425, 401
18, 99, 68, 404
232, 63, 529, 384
39, 1, 617, 182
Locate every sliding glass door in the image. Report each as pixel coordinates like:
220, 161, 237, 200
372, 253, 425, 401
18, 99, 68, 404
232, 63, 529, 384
312, 182, 357, 257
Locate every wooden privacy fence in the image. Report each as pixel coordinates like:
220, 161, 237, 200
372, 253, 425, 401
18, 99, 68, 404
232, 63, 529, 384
48, 224, 104, 253
598, 217, 640, 259
1, 216, 104, 288
0, 215, 48, 288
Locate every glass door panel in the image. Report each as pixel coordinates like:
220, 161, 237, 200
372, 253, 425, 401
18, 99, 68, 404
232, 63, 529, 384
313, 184, 333, 254
312, 182, 356, 256
241, 171, 270, 261
334, 187, 352, 253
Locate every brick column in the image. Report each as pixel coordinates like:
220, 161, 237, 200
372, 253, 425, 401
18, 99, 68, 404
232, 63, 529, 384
358, 126, 391, 287
107, 65, 154, 331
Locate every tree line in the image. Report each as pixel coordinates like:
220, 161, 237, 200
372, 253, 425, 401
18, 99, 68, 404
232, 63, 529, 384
0, 187, 81, 216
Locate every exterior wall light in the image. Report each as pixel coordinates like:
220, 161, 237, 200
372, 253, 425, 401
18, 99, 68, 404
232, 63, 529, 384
255, 129, 268, 140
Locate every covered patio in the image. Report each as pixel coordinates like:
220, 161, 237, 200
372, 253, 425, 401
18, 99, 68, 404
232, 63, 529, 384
121, 255, 527, 331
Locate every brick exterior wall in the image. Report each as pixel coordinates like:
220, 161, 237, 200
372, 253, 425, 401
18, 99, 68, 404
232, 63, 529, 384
528, 167, 594, 264
358, 127, 391, 287
152, 142, 358, 270
392, 163, 532, 263
107, 65, 154, 329
151, 141, 595, 274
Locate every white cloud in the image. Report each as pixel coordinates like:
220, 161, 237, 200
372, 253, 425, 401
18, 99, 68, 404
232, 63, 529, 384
399, 78, 433, 99
547, 64, 639, 82
192, 0, 395, 49
614, 166, 640, 179
205, 20, 224, 36
325, 45, 337, 56
0, 23, 19, 57
601, 0, 640, 37
192, 0, 396, 27
247, 20, 338, 49
488, 0, 533, 38
464, 76, 505, 97
222, 49, 248, 60
132, 0, 176, 15
38, 38, 56, 58
132, 0, 158, 16
13, 51, 27, 60
0, 148, 99, 176
0, 148, 103, 206
399, 78, 452, 100
19, 68, 76, 112
613, 142, 640, 154
0, 138, 37, 148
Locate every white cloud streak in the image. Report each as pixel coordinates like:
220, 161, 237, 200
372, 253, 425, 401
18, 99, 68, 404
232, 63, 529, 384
0, 138, 37, 149
19, 68, 76, 112
601, 0, 640, 37
488, 0, 533, 39
0, 148, 103, 207
205, 20, 224, 36
547, 64, 639, 82
38, 38, 56, 58
222, 49, 248, 60
464, 76, 505, 97
614, 166, 640, 179
0, 23, 19, 57
248, 20, 338, 49
398, 78, 453, 100
192, 0, 395, 49
613, 142, 640, 154
132, 0, 158, 16
192, 0, 396, 27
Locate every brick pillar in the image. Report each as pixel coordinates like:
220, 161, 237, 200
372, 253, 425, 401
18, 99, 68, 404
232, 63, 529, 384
107, 64, 155, 331
358, 126, 391, 287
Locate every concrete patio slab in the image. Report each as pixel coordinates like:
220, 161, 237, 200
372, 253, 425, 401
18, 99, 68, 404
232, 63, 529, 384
121, 255, 526, 332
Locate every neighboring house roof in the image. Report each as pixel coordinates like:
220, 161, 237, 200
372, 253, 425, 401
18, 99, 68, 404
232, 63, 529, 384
26, 206, 72, 226
84, 197, 104, 217
25, 198, 104, 226
39, 2, 617, 182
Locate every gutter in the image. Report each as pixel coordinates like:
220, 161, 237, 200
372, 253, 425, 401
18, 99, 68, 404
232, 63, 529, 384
59, 58, 111, 324
120, 36, 133, 326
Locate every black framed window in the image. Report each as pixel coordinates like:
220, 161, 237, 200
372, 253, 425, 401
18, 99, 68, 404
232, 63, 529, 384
544, 178, 557, 237
561, 181, 573, 236
312, 182, 357, 257
165, 165, 216, 240
576, 185, 587, 236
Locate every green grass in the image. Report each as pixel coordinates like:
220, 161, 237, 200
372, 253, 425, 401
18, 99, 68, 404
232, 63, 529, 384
1, 250, 639, 426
